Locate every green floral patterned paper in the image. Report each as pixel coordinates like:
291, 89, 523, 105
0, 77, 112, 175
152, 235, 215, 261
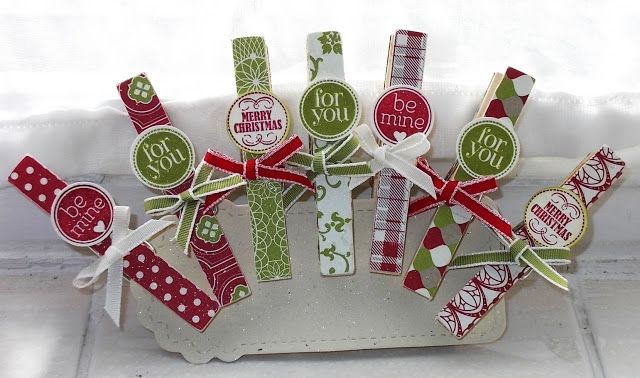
233, 37, 291, 281
306, 32, 355, 275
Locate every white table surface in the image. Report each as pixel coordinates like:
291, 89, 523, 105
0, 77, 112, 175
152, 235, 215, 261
3, 253, 638, 377
1, 173, 638, 378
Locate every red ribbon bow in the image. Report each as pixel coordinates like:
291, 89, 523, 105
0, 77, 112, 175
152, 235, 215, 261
408, 158, 512, 240
204, 135, 315, 193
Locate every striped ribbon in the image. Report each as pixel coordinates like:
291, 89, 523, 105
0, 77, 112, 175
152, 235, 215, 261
411, 159, 569, 288
450, 238, 572, 290
282, 133, 372, 210
144, 162, 246, 255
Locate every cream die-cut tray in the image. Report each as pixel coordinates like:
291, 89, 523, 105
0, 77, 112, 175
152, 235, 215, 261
131, 198, 506, 363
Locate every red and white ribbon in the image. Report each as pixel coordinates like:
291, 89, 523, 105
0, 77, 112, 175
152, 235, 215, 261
204, 135, 315, 192
411, 158, 513, 240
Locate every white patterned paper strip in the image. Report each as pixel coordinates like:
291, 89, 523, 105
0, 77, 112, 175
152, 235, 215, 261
307, 31, 345, 81
306, 32, 356, 275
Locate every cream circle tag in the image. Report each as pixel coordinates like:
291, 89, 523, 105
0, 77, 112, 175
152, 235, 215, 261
51, 182, 115, 247
373, 85, 433, 145
226, 91, 290, 153
299, 79, 360, 141
130, 126, 195, 190
456, 117, 520, 179
524, 187, 588, 247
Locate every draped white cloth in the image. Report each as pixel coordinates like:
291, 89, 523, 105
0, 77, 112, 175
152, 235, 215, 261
0, 0, 638, 183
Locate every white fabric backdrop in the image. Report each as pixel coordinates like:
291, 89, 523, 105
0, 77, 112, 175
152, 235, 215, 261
0, 0, 638, 183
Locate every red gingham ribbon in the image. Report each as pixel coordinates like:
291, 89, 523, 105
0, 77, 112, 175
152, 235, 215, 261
409, 158, 512, 240
204, 136, 315, 192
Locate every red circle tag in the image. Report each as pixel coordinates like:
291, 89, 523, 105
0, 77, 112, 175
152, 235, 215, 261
51, 183, 115, 247
373, 86, 433, 145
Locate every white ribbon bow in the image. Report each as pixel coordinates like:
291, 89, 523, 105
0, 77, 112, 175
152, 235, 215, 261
349, 124, 436, 197
73, 206, 174, 327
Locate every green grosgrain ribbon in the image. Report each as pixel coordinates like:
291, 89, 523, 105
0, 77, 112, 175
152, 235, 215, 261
143, 161, 246, 255
449, 238, 572, 290
282, 133, 372, 210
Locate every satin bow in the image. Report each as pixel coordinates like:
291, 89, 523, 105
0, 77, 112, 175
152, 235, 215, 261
73, 206, 175, 326
348, 124, 435, 197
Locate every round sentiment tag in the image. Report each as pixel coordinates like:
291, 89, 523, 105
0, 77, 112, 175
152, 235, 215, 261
226, 91, 290, 153
524, 187, 588, 247
372, 85, 433, 145
456, 117, 520, 179
51, 182, 115, 247
130, 126, 195, 190
299, 79, 361, 141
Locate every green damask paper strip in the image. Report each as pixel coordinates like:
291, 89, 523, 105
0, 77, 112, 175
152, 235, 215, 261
305, 31, 357, 276
232, 37, 291, 281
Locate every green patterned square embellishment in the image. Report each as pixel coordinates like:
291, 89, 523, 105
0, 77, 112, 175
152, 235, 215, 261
128, 75, 155, 104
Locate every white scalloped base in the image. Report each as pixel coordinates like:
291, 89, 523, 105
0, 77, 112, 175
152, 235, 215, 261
131, 198, 506, 363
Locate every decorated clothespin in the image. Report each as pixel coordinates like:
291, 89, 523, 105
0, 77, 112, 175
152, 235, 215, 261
8, 156, 221, 331
357, 30, 434, 275
118, 73, 251, 307
403, 68, 535, 299
227, 37, 303, 281
284, 31, 366, 276
438, 146, 625, 338
413, 160, 572, 291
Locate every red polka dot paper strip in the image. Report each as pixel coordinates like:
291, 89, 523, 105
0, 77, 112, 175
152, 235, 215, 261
8, 156, 220, 331
437, 145, 625, 338
117, 74, 251, 306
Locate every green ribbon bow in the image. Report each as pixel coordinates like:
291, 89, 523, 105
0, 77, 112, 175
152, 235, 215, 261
143, 161, 246, 255
282, 133, 373, 210
449, 238, 572, 290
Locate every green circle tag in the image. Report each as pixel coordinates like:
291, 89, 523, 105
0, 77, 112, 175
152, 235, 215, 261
456, 117, 520, 179
130, 126, 195, 190
299, 79, 360, 141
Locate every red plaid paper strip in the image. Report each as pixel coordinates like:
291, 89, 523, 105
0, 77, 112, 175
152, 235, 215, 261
370, 30, 428, 275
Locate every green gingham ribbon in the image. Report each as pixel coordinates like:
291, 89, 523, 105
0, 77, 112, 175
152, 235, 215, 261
282, 133, 372, 210
449, 238, 572, 290
143, 161, 246, 255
